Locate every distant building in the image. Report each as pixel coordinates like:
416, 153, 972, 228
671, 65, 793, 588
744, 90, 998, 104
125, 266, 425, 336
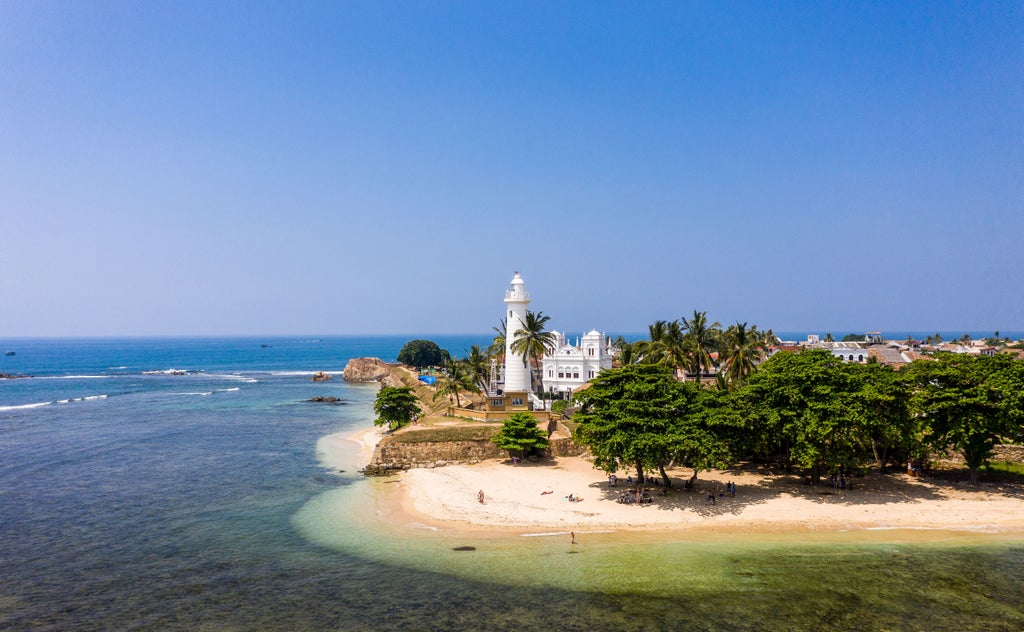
541, 330, 613, 397
868, 347, 911, 368
865, 332, 883, 344
829, 348, 867, 363
804, 339, 867, 363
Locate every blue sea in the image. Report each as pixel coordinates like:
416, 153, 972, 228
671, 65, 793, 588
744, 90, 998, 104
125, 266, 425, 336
1, 337, 1022, 631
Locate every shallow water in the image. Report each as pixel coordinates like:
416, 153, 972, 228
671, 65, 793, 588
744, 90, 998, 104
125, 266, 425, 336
1, 337, 1022, 631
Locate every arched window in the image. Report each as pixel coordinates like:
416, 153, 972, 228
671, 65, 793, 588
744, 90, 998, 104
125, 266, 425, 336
848, 354, 854, 361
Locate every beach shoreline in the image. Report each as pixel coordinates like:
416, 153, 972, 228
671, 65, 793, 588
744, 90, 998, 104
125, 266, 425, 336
333, 425, 1024, 539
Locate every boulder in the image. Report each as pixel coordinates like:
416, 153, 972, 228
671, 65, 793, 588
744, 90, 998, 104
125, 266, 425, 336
342, 357, 405, 387
308, 396, 346, 404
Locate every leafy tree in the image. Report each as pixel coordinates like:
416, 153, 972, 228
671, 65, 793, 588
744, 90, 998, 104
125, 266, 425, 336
509, 310, 556, 393
373, 386, 420, 431
904, 353, 1024, 484
572, 364, 730, 486
397, 339, 446, 368
739, 349, 863, 482
849, 362, 917, 473
573, 364, 681, 483
842, 333, 865, 342
824, 332, 834, 343
492, 412, 549, 459
667, 381, 736, 487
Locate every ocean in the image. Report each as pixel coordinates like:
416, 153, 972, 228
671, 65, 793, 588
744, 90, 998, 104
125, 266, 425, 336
1, 337, 1021, 631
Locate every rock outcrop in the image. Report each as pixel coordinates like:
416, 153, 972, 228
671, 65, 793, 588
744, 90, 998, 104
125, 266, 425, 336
342, 357, 405, 388
308, 396, 346, 404
311, 371, 332, 382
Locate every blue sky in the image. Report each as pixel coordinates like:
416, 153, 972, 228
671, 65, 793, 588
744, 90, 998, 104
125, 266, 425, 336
2, 2, 1021, 336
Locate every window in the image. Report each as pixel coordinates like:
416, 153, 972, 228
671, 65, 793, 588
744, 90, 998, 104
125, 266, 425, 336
589, 370, 595, 378
573, 372, 579, 379
491, 399, 503, 407
588, 347, 594, 356
511, 398, 523, 406
848, 354, 854, 361
858, 355, 864, 362
558, 372, 564, 378
548, 370, 553, 377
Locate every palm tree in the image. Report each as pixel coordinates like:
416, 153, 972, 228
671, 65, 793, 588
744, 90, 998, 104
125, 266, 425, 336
680, 310, 721, 382
757, 328, 779, 348
463, 344, 491, 395
433, 357, 479, 408
489, 318, 507, 363
720, 322, 765, 386
509, 310, 556, 394
640, 319, 687, 377
611, 336, 643, 367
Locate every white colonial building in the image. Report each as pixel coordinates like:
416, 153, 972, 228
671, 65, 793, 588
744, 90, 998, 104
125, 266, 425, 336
541, 329, 613, 397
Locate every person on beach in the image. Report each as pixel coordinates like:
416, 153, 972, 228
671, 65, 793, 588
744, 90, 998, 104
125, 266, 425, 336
570, 531, 576, 544
478, 490, 484, 504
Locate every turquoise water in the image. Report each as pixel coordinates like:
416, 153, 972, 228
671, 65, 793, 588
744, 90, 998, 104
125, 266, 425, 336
1, 337, 1021, 631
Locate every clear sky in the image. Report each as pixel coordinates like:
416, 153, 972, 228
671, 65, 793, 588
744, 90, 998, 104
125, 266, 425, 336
2, 2, 1021, 337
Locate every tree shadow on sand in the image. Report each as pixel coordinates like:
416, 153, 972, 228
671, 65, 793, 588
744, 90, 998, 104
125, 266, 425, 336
583, 462, 1024, 519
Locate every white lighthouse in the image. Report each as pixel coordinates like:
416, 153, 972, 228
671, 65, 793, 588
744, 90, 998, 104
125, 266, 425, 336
503, 272, 532, 393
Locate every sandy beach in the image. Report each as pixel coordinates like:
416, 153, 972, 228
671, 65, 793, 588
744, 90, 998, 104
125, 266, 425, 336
345, 427, 1024, 535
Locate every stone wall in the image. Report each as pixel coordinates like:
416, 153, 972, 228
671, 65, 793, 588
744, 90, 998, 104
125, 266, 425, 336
361, 439, 505, 475
995, 445, 1024, 463
361, 430, 587, 476
932, 444, 1024, 466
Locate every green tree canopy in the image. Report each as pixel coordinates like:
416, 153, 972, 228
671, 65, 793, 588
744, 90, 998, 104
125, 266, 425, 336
903, 353, 1024, 484
397, 339, 447, 368
738, 349, 867, 482
492, 412, 550, 459
373, 386, 420, 431
572, 364, 729, 485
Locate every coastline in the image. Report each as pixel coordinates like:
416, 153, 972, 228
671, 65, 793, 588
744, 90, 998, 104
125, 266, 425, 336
330, 424, 1024, 539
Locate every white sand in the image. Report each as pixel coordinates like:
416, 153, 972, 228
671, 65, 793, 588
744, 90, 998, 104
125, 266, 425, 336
341, 425, 1024, 535
398, 457, 1024, 534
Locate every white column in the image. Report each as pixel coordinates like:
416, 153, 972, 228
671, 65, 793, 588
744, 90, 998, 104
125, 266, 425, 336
503, 272, 531, 392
